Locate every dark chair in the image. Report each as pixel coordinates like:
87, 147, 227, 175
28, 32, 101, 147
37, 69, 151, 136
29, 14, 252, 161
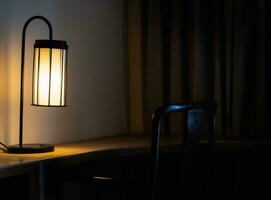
150, 101, 216, 200
58, 101, 217, 200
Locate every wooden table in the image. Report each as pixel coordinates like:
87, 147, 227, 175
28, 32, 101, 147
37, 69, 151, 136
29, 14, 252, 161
0, 135, 180, 200
0, 135, 178, 169
0, 134, 270, 200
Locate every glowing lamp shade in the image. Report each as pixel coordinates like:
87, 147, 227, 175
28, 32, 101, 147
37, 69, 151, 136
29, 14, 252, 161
32, 40, 68, 106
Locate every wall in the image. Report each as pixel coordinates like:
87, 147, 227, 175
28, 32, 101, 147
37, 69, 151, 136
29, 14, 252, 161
0, 0, 127, 145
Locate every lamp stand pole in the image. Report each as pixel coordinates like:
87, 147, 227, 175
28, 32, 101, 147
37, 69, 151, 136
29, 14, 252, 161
19, 16, 52, 148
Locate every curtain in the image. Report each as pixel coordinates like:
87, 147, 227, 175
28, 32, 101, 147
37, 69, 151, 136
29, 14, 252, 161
126, 0, 271, 139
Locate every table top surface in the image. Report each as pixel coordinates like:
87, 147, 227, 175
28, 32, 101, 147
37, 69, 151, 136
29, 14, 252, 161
0, 135, 160, 170
0, 134, 271, 170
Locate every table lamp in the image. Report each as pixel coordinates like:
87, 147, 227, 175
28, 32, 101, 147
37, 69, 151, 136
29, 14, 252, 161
6, 16, 68, 153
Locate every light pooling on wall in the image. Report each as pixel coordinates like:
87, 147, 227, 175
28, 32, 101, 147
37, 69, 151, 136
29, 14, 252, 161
0, 0, 126, 145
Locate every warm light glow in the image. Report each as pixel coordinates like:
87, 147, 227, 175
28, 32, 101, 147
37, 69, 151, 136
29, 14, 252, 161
32, 47, 67, 106
39, 48, 50, 105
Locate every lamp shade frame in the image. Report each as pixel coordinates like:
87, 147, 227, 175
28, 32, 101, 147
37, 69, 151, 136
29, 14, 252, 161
34, 39, 68, 49
32, 39, 68, 107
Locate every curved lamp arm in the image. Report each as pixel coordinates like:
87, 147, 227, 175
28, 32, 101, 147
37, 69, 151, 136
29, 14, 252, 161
19, 16, 53, 148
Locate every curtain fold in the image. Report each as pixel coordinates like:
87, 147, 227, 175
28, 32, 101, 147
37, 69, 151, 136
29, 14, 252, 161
127, 0, 271, 139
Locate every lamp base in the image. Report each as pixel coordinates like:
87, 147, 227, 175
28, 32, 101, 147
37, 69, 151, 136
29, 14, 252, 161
6, 144, 54, 154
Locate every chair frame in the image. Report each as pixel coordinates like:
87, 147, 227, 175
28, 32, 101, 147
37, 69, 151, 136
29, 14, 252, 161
150, 101, 217, 200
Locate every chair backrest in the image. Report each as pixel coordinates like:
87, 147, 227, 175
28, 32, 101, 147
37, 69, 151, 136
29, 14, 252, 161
150, 101, 217, 200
